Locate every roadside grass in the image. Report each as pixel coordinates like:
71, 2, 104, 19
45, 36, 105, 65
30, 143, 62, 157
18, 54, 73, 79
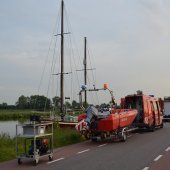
0, 134, 16, 162
53, 123, 82, 147
0, 124, 83, 162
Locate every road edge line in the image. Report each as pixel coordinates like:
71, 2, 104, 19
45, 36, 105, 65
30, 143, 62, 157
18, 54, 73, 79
98, 143, 108, 147
165, 147, 170, 152
77, 149, 90, 154
47, 157, 65, 164
154, 155, 163, 161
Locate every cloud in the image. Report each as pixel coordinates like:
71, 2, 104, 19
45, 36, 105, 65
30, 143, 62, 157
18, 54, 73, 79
1, 0, 170, 104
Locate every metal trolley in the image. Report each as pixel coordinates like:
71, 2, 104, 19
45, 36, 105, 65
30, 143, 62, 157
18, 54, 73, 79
16, 120, 53, 165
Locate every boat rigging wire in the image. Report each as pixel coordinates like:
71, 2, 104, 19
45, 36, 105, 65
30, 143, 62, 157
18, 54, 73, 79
87, 47, 100, 105
31, 4, 61, 111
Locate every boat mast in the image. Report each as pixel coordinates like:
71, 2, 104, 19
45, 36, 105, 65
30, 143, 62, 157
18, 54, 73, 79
60, 0, 64, 119
84, 37, 87, 107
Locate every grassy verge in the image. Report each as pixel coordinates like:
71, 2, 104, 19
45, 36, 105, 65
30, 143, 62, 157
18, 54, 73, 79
0, 110, 50, 120
0, 124, 83, 162
53, 123, 82, 148
0, 134, 16, 162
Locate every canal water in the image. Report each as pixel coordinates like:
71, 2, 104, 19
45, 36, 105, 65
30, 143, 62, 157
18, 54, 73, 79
0, 115, 77, 138
0, 120, 24, 138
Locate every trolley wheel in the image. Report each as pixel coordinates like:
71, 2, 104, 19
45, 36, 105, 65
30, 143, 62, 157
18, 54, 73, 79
33, 159, 39, 166
49, 155, 53, 161
18, 158, 22, 165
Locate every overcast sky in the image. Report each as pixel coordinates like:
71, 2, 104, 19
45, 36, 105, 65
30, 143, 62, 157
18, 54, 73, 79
1, 0, 170, 105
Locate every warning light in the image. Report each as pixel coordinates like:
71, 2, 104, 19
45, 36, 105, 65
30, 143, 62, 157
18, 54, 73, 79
104, 83, 108, 90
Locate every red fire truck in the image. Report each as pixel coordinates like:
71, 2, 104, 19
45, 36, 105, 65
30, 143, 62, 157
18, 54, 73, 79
122, 91, 163, 131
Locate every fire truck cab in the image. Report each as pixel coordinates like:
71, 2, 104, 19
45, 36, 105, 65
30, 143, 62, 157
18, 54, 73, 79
122, 91, 163, 131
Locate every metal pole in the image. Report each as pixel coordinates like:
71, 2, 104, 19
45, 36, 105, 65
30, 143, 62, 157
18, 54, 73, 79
84, 37, 87, 107
60, 0, 64, 119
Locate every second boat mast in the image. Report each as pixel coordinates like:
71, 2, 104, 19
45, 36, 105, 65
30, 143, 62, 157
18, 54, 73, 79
60, 0, 64, 118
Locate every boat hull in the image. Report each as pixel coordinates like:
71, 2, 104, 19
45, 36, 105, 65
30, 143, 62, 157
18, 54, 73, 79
97, 109, 138, 132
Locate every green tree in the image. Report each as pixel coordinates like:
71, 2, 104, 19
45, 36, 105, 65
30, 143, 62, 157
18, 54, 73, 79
0, 102, 8, 109
30, 95, 51, 110
15, 95, 51, 110
83, 101, 89, 109
52, 96, 61, 108
65, 101, 71, 109
72, 100, 80, 109
52, 96, 61, 112
16, 95, 29, 109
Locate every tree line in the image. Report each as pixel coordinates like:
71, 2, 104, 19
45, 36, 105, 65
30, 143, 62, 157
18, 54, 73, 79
0, 95, 81, 111
0, 95, 115, 111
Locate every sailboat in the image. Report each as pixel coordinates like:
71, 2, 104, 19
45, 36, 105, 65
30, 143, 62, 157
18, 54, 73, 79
39, 0, 97, 127
56, 0, 94, 127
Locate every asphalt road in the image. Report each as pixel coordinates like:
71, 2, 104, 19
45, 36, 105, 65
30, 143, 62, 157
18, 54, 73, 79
1, 123, 170, 170
33, 123, 170, 170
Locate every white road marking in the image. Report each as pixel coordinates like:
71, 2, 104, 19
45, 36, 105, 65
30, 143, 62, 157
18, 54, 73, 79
154, 155, 163, 161
47, 157, 65, 164
77, 149, 90, 154
142, 167, 149, 170
98, 143, 108, 147
165, 147, 170, 152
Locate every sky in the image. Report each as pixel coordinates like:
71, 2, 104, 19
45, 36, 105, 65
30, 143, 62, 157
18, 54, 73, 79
1, 0, 170, 105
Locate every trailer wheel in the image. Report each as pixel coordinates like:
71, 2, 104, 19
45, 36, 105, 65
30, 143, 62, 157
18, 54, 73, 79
91, 137, 97, 142
121, 132, 127, 142
84, 131, 90, 140
160, 123, 164, 128
118, 131, 127, 142
149, 124, 155, 132
17, 158, 22, 165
